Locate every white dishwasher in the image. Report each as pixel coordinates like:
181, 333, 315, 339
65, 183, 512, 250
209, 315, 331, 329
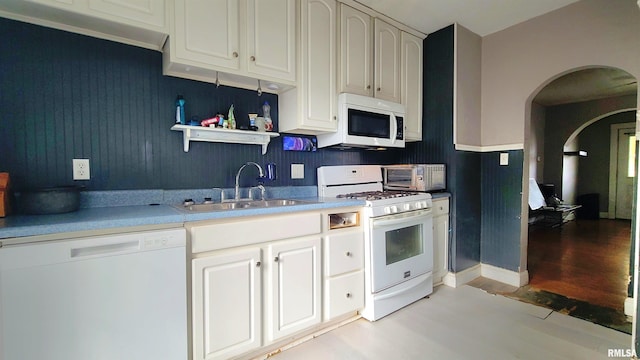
0, 228, 187, 360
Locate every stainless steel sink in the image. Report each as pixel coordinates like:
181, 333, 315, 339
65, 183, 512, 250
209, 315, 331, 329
176, 199, 314, 212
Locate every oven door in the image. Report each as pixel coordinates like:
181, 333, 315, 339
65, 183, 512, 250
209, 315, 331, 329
369, 209, 433, 293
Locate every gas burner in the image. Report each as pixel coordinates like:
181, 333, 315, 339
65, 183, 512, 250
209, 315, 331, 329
337, 190, 421, 201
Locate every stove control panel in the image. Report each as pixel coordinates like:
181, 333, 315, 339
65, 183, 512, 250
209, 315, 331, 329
382, 200, 430, 215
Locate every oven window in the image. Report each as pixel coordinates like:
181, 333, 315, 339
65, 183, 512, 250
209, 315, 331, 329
347, 109, 391, 138
385, 224, 424, 265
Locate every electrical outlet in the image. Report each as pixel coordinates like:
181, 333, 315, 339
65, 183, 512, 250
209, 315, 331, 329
73, 159, 90, 180
291, 164, 304, 179
499, 153, 509, 166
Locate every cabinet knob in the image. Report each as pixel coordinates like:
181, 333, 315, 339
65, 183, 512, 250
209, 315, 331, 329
274, 256, 279, 262
377, 87, 381, 91
333, 116, 337, 120
233, 52, 238, 58
346, 293, 352, 298
366, 85, 371, 90
345, 251, 352, 257
256, 261, 261, 267
250, 56, 256, 61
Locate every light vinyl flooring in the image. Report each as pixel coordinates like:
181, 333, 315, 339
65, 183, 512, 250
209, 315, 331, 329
271, 285, 631, 360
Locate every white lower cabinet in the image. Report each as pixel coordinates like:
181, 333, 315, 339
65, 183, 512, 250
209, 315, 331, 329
192, 248, 262, 360
266, 236, 322, 341
432, 197, 450, 284
323, 219, 364, 320
189, 211, 324, 360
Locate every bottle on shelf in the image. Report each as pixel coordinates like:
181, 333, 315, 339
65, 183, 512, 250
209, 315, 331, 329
175, 95, 186, 125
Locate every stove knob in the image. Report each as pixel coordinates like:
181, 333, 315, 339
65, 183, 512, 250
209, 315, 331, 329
390, 205, 398, 213
384, 207, 391, 214
415, 202, 422, 209
404, 203, 411, 211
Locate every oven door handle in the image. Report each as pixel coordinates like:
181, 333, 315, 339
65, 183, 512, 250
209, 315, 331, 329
372, 209, 432, 228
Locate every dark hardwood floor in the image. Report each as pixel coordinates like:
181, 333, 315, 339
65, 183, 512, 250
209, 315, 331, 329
527, 219, 632, 311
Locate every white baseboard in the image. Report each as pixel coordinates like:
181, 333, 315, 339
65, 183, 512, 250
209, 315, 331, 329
442, 264, 481, 288
625, 297, 635, 317
442, 263, 529, 288
481, 264, 529, 287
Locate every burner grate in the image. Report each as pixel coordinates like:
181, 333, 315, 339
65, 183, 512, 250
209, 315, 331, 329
337, 190, 421, 201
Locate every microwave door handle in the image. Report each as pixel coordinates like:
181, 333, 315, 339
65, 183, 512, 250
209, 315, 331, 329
390, 113, 397, 144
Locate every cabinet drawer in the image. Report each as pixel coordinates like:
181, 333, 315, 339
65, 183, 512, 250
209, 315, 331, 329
190, 212, 322, 253
432, 198, 449, 216
324, 271, 364, 320
324, 231, 363, 276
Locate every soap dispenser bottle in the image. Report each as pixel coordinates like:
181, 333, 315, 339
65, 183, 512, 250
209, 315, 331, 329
175, 95, 186, 125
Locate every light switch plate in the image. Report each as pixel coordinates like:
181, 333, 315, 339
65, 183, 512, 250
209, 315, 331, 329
499, 153, 509, 166
291, 164, 304, 179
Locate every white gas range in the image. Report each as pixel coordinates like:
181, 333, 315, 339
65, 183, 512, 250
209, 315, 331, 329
318, 165, 433, 321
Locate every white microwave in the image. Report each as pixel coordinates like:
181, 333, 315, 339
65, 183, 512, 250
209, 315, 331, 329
382, 164, 446, 192
317, 93, 405, 149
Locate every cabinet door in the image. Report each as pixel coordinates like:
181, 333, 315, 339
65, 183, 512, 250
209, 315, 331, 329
173, 0, 240, 70
266, 236, 322, 342
338, 4, 373, 96
301, 0, 337, 131
433, 213, 449, 284
246, 0, 296, 82
374, 18, 401, 103
88, 0, 166, 30
192, 248, 261, 360
401, 31, 423, 141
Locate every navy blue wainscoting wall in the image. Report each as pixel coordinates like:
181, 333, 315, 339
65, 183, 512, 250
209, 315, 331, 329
0, 18, 377, 191
480, 150, 524, 271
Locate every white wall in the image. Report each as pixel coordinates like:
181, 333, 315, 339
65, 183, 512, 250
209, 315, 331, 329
481, 0, 640, 147
454, 24, 482, 149
529, 102, 546, 181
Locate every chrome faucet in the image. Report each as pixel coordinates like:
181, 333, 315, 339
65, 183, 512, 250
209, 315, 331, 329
235, 162, 265, 200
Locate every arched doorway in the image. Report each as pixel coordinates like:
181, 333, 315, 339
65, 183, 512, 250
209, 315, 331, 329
524, 66, 637, 315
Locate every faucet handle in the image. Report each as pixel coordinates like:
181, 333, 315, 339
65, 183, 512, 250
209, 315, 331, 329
250, 185, 267, 201
212, 187, 226, 202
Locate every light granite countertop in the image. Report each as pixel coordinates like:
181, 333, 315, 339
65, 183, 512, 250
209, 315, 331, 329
0, 186, 364, 243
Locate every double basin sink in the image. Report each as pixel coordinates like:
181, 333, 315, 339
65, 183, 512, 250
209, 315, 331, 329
176, 199, 314, 212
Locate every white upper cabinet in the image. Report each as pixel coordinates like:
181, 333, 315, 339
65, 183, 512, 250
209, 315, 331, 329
0, 0, 168, 49
246, 0, 296, 82
338, 4, 373, 97
172, 0, 240, 70
88, 0, 166, 30
401, 31, 423, 141
374, 18, 401, 103
279, 0, 338, 134
338, 5, 401, 104
164, 0, 296, 91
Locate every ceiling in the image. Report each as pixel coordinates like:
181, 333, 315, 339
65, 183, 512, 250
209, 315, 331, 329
357, 0, 580, 36
359, 0, 637, 106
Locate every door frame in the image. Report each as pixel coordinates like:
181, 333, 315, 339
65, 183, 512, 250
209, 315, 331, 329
608, 122, 636, 219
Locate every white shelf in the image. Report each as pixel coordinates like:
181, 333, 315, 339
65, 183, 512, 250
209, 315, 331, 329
171, 125, 280, 155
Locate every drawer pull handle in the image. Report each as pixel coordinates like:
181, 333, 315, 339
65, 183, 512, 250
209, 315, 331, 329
256, 261, 261, 267
233, 52, 239, 58
250, 56, 256, 61
346, 293, 352, 298
274, 256, 279, 262
345, 251, 352, 257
